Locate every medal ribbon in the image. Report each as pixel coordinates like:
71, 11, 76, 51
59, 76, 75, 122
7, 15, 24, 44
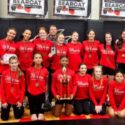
10, 70, 18, 92
92, 77, 103, 90
88, 42, 94, 56
106, 45, 111, 60
34, 68, 42, 86
5, 40, 11, 52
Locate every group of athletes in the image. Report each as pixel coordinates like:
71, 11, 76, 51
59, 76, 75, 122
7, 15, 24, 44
0, 25, 125, 121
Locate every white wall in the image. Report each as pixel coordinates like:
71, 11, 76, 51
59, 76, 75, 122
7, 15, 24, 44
0, 0, 100, 20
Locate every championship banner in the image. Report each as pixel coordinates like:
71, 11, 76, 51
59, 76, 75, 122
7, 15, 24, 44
54, 0, 89, 17
8, 0, 45, 16
101, 0, 125, 18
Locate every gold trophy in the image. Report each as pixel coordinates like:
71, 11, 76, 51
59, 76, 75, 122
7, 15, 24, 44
59, 66, 71, 100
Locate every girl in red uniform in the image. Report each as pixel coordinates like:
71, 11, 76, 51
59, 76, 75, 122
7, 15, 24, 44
0, 28, 17, 74
16, 29, 35, 72
108, 70, 125, 118
67, 31, 82, 72
51, 56, 77, 117
26, 53, 48, 121
34, 27, 53, 68
115, 30, 125, 75
82, 30, 100, 74
99, 32, 116, 81
49, 33, 68, 71
74, 63, 91, 115
89, 66, 108, 114
1, 56, 25, 120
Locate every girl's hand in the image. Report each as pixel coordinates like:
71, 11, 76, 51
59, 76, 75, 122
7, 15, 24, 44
17, 102, 22, 108
0, 59, 4, 65
70, 94, 74, 99
56, 95, 60, 100
115, 111, 118, 115
2, 103, 8, 108
48, 53, 54, 58
95, 106, 102, 113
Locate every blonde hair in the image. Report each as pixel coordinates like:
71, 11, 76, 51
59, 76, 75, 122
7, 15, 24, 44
92, 65, 103, 87
93, 65, 103, 76
9, 56, 23, 79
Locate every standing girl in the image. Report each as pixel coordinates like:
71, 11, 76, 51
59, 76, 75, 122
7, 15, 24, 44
34, 27, 53, 68
115, 30, 125, 75
26, 53, 48, 121
89, 66, 108, 114
49, 33, 68, 72
0, 28, 17, 74
74, 63, 91, 115
82, 30, 100, 74
67, 31, 82, 72
1, 56, 25, 120
99, 32, 116, 81
108, 70, 125, 118
16, 29, 35, 72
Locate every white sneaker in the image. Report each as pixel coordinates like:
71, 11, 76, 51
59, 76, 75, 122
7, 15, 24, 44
31, 114, 37, 121
38, 114, 44, 120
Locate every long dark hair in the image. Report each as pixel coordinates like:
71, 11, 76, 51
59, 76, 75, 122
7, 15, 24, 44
114, 69, 123, 76
32, 52, 43, 66
7, 27, 17, 33
116, 30, 125, 49
86, 29, 96, 40
19, 28, 32, 41
104, 32, 115, 51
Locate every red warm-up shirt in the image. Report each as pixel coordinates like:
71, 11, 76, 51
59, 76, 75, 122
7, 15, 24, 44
109, 80, 125, 111
116, 43, 125, 64
67, 42, 82, 72
1, 68, 25, 104
51, 68, 77, 98
89, 76, 108, 106
16, 41, 35, 71
51, 44, 68, 71
0, 39, 16, 73
99, 44, 116, 69
34, 38, 53, 68
26, 67, 48, 96
74, 73, 91, 100
82, 40, 100, 69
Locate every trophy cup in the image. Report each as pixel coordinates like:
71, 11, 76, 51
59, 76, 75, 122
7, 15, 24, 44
59, 66, 71, 100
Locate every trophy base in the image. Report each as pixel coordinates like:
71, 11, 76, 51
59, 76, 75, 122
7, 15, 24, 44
59, 97, 71, 100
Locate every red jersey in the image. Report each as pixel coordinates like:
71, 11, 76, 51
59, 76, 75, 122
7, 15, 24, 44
51, 68, 77, 98
26, 67, 48, 96
0, 39, 16, 73
51, 44, 68, 71
89, 76, 108, 106
1, 68, 25, 104
82, 40, 100, 69
116, 43, 125, 64
109, 80, 125, 111
16, 41, 35, 71
99, 44, 116, 69
34, 38, 53, 68
74, 73, 91, 100
67, 42, 82, 72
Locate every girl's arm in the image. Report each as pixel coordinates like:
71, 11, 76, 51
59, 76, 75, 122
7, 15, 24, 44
109, 83, 118, 111
19, 74, 25, 103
